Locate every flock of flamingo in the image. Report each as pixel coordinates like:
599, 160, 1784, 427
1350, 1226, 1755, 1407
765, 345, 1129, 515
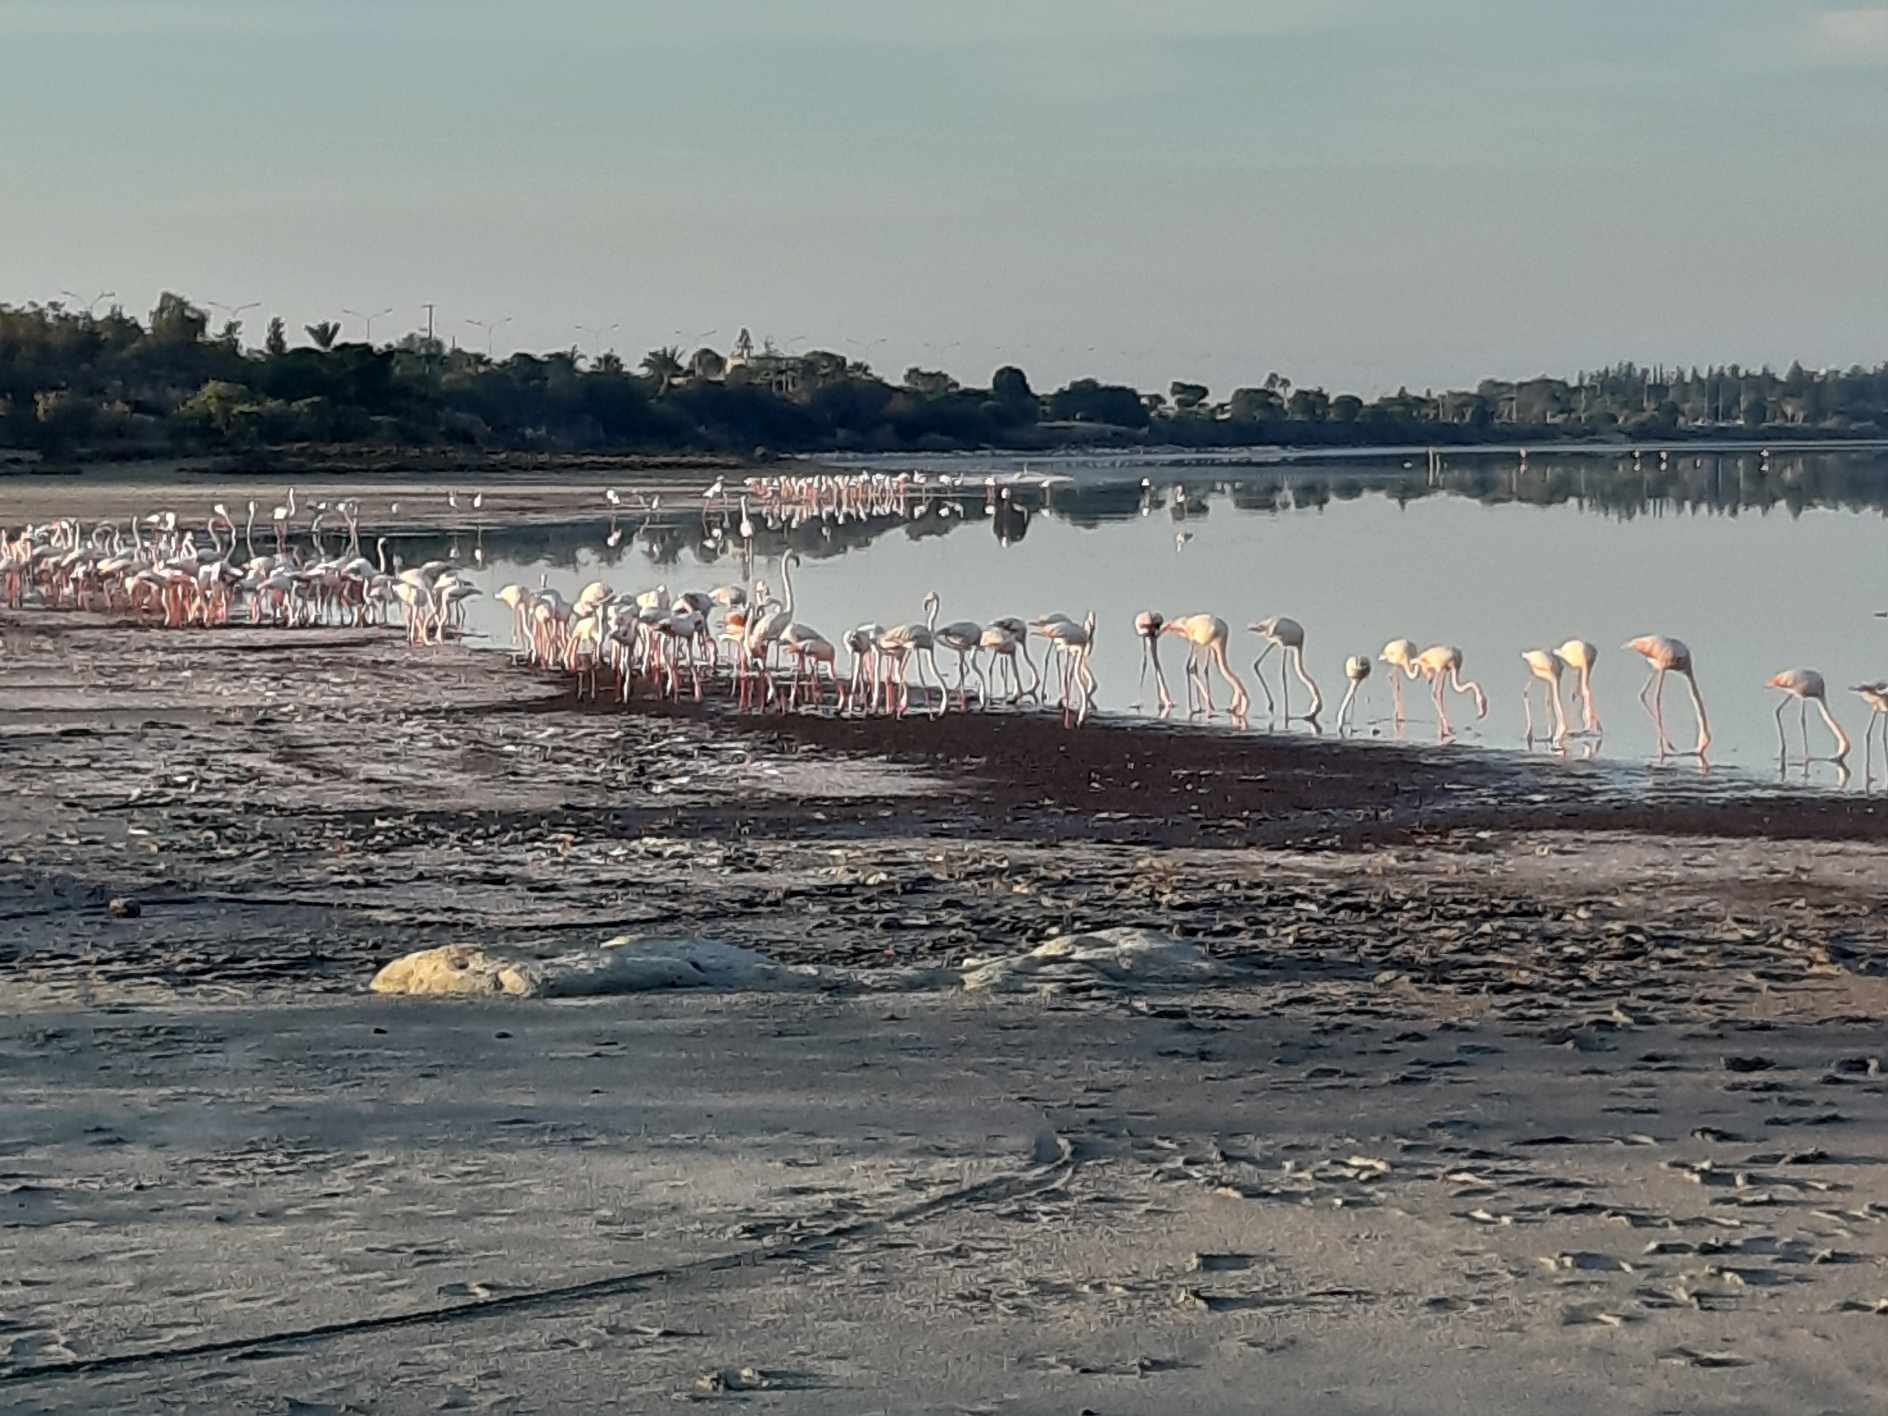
6, 480, 1888, 773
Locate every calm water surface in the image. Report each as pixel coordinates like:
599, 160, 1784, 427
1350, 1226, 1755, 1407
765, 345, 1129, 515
429, 448, 1888, 792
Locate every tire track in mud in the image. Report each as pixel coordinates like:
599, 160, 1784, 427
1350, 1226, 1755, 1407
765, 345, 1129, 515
0, 1134, 1075, 1387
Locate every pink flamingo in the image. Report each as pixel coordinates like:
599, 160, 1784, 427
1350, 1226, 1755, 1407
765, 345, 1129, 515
1250, 616, 1320, 723
1412, 645, 1486, 738
1554, 638, 1601, 735
1379, 639, 1421, 721
1521, 649, 1569, 747
1336, 655, 1370, 734
1852, 682, 1888, 779
1624, 635, 1710, 758
1767, 669, 1849, 762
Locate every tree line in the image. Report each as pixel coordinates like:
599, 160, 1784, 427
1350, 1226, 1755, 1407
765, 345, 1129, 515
3, 294, 1884, 462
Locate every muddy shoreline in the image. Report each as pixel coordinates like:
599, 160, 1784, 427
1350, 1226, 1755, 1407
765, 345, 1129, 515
5, 604, 1888, 1412
5, 614, 1886, 1002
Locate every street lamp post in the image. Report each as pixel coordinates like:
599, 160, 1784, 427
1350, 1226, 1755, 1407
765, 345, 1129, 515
59, 289, 117, 318
576, 322, 620, 361
342, 306, 395, 344
205, 300, 261, 338
465, 316, 512, 358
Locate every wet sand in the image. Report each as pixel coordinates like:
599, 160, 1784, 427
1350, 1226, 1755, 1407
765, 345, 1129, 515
4, 607, 1888, 1412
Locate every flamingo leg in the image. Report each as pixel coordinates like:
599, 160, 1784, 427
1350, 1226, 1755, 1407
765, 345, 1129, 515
1815, 699, 1850, 761
1524, 679, 1537, 743
1290, 648, 1322, 723
1337, 681, 1358, 735
1800, 700, 1811, 761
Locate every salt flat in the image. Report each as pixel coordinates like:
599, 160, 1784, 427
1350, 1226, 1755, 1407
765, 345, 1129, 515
4, 980, 1886, 1414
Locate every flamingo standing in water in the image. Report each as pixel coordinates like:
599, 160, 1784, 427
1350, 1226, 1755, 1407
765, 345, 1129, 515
931, 602, 985, 710
1135, 611, 1172, 710
1412, 645, 1486, 738
1624, 635, 1711, 758
1554, 638, 1601, 735
1767, 669, 1849, 762
974, 620, 1028, 706
1521, 648, 1569, 747
1250, 616, 1321, 723
1149, 613, 1248, 717
1038, 611, 1098, 726
1379, 639, 1421, 721
1336, 655, 1370, 734
985, 616, 1042, 699
1852, 682, 1888, 779
877, 592, 945, 718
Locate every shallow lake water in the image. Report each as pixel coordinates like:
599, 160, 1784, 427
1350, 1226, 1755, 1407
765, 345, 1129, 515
428, 446, 1888, 792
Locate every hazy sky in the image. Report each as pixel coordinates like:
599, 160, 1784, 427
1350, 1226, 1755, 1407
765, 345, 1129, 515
5, 1, 1885, 394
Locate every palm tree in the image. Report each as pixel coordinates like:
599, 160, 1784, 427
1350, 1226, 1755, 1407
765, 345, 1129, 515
305, 320, 341, 351
641, 345, 685, 395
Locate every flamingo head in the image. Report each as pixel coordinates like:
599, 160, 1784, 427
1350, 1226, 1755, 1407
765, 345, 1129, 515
1134, 610, 1163, 639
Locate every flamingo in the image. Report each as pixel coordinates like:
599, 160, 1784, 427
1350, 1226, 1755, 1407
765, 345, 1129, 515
1852, 682, 1888, 779
975, 621, 1028, 706
1379, 639, 1421, 722
1135, 611, 1172, 711
1250, 616, 1320, 723
1412, 645, 1487, 738
1624, 635, 1711, 759
742, 554, 801, 708
781, 621, 839, 708
931, 601, 985, 710
1336, 655, 1370, 735
1157, 613, 1249, 717
1521, 649, 1569, 747
843, 623, 883, 713
877, 592, 945, 718
985, 616, 1042, 699
1767, 669, 1849, 762
1038, 611, 1098, 726
1554, 638, 1602, 735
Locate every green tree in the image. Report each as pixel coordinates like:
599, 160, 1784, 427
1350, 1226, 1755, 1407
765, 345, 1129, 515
1230, 387, 1283, 421
1287, 387, 1329, 421
903, 367, 959, 397
1045, 378, 1149, 427
305, 320, 341, 351
1169, 381, 1208, 410
1329, 395, 1363, 423
641, 345, 684, 394
265, 317, 288, 356
991, 365, 1035, 407
149, 291, 208, 344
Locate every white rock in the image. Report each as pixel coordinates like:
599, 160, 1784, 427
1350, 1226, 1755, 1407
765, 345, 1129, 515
959, 927, 1245, 994
369, 938, 825, 999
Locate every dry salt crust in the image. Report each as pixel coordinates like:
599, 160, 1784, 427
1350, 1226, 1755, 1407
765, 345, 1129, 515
366, 928, 1246, 1000
3, 978, 1887, 1414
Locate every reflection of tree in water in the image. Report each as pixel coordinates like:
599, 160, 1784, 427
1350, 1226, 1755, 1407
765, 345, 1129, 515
389, 450, 1888, 576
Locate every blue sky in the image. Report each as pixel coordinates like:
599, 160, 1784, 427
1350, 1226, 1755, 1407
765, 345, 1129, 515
4, 1, 1884, 394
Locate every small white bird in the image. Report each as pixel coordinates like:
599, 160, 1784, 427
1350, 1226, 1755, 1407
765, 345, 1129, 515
606, 488, 621, 506
1175, 530, 1194, 550
447, 490, 460, 510
472, 491, 483, 510
390, 501, 401, 515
